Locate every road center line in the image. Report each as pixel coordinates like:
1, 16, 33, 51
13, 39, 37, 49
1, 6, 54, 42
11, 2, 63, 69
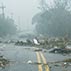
40, 52, 50, 71
36, 52, 42, 71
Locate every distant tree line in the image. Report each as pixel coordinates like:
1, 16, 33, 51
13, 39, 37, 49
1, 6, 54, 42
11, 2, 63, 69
0, 14, 17, 37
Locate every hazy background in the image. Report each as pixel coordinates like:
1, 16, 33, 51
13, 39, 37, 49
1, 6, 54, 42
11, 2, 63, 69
0, 0, 40, 32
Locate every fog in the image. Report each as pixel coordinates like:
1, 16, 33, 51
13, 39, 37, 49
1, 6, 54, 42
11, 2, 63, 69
0, 0, 39, 32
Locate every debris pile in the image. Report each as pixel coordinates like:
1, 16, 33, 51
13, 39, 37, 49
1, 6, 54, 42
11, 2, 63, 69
0, 56, 9, 68
49, 48, 71, 54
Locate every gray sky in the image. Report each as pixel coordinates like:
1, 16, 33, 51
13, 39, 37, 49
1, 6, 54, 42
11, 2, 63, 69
0, 0, 39, 32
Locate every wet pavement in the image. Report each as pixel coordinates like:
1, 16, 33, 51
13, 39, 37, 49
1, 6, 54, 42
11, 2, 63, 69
0, 43, 71, 71
0, 43, 38, 71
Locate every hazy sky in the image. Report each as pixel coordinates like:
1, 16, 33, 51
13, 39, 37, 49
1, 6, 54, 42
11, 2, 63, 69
0, 0, 39, 32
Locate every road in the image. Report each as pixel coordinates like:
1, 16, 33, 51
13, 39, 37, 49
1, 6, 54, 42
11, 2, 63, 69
0, 43, 50, 71
0, 43, 71, 71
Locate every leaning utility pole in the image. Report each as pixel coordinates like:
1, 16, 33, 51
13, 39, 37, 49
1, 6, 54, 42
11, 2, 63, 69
0, 3, 6, 19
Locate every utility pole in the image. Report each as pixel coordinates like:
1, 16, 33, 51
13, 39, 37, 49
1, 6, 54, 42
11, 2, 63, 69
0, 3, 6, 19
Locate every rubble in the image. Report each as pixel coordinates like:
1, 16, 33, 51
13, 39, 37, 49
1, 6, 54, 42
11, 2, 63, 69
27, 60, 32, 64
0, 56, 9, 68
49, 48, 71, 54
34, 48, 42, 52
63, 58, 71, 62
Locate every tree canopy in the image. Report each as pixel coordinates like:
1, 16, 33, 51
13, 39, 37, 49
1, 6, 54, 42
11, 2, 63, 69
32, 0, 71, 37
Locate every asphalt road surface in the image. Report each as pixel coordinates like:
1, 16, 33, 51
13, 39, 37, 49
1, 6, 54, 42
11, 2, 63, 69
0, 43, 71, 71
